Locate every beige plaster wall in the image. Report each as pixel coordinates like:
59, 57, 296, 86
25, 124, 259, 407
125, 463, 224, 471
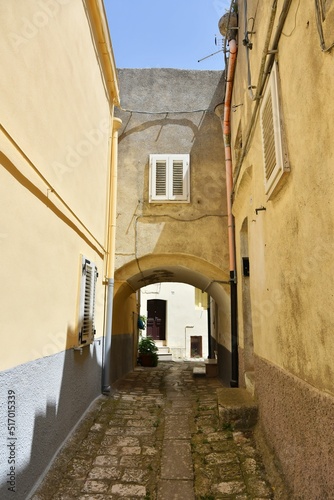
114, 69, 229, 307
231, 0, 334, 395
115, 69, 228, 274
111, 68, 231, 378
229, 2, 334, 493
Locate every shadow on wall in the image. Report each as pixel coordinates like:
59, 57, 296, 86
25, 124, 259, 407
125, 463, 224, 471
114, 69, 232, 384
0, 152, 104, 259
0, 326, 103, 500
115, 69, 229, 275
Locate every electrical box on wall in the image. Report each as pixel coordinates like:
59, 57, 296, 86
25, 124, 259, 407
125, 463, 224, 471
242, 257, 250, 277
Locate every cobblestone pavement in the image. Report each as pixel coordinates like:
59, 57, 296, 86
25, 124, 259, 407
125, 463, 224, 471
33, 362, 274, 500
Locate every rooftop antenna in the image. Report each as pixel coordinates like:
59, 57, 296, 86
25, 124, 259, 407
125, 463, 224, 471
198, 35, 225, 63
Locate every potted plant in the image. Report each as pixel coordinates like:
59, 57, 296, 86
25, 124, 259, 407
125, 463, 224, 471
138, 336, 158, 367
137, 315, 146, 331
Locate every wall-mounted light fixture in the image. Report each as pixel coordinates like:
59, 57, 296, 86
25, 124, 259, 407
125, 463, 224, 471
255, 206, 266, 215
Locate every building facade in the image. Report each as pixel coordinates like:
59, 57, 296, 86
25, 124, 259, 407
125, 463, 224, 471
112, 68, 232, 383
0, 1, 119, 497
140, 283, 209, 360
226, 0, 334, 496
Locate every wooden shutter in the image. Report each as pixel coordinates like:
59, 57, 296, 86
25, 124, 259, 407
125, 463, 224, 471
260, 62, 289, 198
78, 257, 98, 345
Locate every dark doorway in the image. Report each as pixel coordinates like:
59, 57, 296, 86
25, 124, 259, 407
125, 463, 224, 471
191, 336, 202, 358
147, 299, 166, 341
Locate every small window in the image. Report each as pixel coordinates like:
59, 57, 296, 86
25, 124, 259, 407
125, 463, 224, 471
260, 61, 289, 198
195, 288, 208, 310
149, 154, 190, 202
78, 256, 98, 346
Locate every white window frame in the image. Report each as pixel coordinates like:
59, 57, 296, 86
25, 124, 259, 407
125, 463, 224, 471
260, 61, 289, 199
78, 255, 98, 346
149, 154, 190, 203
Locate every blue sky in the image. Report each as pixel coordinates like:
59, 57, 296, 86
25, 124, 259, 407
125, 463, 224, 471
105, 0, 231, 71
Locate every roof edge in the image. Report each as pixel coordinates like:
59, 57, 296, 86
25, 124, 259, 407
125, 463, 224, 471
84, 0, 120, 107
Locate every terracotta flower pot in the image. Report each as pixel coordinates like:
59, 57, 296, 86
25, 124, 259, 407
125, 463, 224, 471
138, 353, 158, 367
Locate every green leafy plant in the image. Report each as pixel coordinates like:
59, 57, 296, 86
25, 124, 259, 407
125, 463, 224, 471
138, 336, 158, 354
138, 315, 146, 330
138, 336, 158, 367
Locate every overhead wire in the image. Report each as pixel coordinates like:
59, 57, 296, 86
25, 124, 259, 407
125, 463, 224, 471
118, 106, 214, 115
282, 0, 300, 37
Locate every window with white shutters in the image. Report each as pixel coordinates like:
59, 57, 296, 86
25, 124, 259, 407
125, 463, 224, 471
149, 154, 190, 202
260, 61, 289, 199
78, 256, 98, 346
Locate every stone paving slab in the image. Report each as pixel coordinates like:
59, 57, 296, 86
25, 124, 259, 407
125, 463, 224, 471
33, 362, 274, 500
161, 441, 193, 480
164, 414, 191, 439
157, 479, 195, 500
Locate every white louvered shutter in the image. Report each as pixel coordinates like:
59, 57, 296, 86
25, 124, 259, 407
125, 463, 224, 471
262, 92, 276, 182
150, 154, 190, 202
150, 156, 168, 201
155, 160, 168, 198
260, 61, 289, 198
78, 257, 98, 345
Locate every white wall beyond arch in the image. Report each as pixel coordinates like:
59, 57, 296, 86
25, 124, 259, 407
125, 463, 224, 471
140, 282, 209, 360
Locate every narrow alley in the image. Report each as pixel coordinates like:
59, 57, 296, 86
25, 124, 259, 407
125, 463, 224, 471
33, 362, 274, 500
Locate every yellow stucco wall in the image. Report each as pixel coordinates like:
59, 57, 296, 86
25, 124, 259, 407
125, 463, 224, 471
231, 0, 334, 394
1, 1, 111, 242
0, 1, 119, 370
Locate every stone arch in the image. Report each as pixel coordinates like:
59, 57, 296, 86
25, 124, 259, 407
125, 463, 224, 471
110, 253, 231, 382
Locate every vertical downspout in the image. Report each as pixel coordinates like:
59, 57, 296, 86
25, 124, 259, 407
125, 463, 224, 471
102, 116, 122, 394
207, 298, 212, 359
224, 38, 238, 387
215, 36, 238, 387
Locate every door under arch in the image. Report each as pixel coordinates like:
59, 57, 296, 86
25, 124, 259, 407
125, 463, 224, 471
147, 299, 166, 341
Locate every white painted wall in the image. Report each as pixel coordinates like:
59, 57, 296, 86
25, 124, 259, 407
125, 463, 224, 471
140, 283, 208, 360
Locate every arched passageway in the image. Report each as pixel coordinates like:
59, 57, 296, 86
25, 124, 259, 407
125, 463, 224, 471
112, 69, 232, 385
110, 253, 232, 384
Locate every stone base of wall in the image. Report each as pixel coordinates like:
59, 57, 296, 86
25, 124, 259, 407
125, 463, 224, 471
110, 333, 134, 383
217, 341, 232, 387
254, 355, 334, 499
238, 346, 246, 388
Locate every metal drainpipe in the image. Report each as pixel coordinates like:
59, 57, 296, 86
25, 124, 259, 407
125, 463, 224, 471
207, 300, 212, 359
245, 0, 278, 101
102, 116, 122, 394
215, 36, 238, 387
233, 0, 292, 188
